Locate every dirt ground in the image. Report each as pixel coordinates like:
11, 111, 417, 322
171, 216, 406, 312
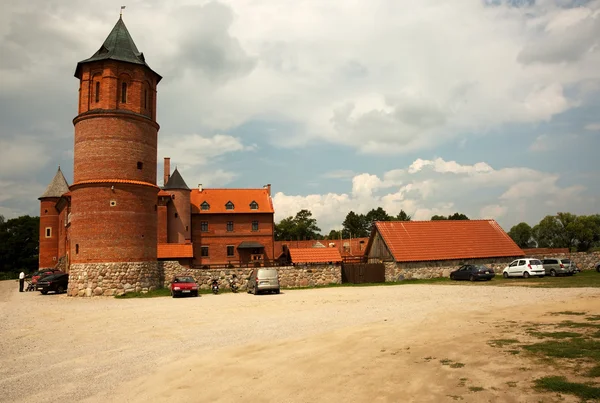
0, 280, 598, 403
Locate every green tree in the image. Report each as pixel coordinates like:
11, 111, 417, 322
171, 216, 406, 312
508, 222, 533, 248
326, 229, 343, 239
430, 215, 447, 221
274, 210, 322, 240
342, 211, 369, 238
394, 210, 412, 221
365, 207, 391, 232
448, 212, 469, 220
0, 215, 39, 274
294, 209, 322, 240
532, 215, 564, 248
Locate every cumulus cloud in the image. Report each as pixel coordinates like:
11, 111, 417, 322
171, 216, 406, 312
272, 157, 588, 232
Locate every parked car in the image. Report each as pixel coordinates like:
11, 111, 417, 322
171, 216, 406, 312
170, 276, 199, 298
37, 273, 69, 295
450, 265, 495, 281
31, 269, 62, 285
502, 258, 545, 278
247, 268, 280, 295
541, 258, 575, 277
596, 262, 600, 273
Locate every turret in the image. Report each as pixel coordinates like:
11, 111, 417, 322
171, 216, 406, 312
38, 167, 69, 269
164, 167, 191, 243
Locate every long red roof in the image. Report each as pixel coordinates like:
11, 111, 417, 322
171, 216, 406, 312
289, 248, 343, 263
373, 220, 524, 262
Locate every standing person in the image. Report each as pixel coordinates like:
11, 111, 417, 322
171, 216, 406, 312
19, 271, 25, 292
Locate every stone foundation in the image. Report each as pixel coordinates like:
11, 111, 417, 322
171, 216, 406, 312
385, 257, 520, 281
68, 261, 161, 297
160, 261, 341, 291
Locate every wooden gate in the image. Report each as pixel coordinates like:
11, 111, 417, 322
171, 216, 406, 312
341, 263, 385, 284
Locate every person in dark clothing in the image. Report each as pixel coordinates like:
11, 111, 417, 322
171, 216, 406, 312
19, 271, 25, 292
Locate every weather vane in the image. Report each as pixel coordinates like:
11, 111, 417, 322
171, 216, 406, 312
120, 5, 126, 17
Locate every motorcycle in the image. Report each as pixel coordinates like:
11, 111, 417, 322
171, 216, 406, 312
211, 279, 219, 294
228, 276, 239, 293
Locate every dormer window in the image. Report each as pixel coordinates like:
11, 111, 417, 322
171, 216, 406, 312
200, 201, 210, 211
250, 201, 258, 210
121, 82, 127, 103
225, 201, 234, 210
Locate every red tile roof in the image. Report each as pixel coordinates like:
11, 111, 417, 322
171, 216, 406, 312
274, 238, 369, 257
190, 188, 274, 214
373, 220, 524, 262
157, 243, 194, 259
289, 248, 343, 263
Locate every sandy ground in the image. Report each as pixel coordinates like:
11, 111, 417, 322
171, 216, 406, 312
0, 280, 599, 403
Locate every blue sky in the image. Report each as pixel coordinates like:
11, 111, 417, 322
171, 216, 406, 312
0, 0, 598, 233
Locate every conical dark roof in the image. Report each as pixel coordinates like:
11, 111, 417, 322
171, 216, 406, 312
75, 17, 161, 82
39, 167, 70, 199
163, 168, 190, 190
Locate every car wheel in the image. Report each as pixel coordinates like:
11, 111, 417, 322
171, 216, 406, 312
275, 289, 280, 294
253, 285, 258, 295
523, 271, 530, 279
503, 272, 509, 279
550, 269, 556, 277
41, 290, 48, 295
596, 265, 600, 273
450, 274, 454, 280
469, 275, 475, 282
57, 286, 65, 294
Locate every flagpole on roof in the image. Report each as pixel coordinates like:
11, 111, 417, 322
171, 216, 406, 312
120, 5, 126, 17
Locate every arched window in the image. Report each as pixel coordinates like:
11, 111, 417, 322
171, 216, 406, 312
95, 81, 100, 103
225, 201, 234, 210
121, 82, 127, 103
250, 201, 258, 210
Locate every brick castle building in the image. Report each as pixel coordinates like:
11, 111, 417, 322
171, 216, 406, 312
38, 17, 274, 295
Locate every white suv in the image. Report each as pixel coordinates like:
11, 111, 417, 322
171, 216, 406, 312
502, 258, 545, 278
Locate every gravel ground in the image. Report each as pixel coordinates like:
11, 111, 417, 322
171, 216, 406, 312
0, 280, 598, 402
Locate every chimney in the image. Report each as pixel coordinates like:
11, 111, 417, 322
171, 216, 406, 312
163, 157, 171, 186
198, 184, 203, 192
264, 184, 271, 196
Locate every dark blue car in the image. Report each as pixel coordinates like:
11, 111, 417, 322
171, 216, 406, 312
450, 265, 495, 281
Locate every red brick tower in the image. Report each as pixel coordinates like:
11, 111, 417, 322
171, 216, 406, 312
68, 16, 162, 296
164, 167, 191, 243
38, 167, 70, 269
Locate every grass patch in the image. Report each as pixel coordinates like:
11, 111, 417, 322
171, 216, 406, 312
446, 395, 463, 401
551, 311, 587, 316
586, 315, 600, 322
523, 338, 600, 360
507, 349, 520, 355
488, 339, 520, 348
534, 376, 600, 400
586, 365, 600, 378
527, 331, 584, 339
115, 288, 171, 298
483, 270, 600, 288
458, 378, 468, 387
558, 321, 600, 330
468, 386, 484, 392
440, 358, 453, 365
506, 381, 518, 388
450, 362, 465, 368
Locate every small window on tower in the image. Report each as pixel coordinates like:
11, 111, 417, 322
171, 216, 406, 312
121, 82, 127, 103
174, 213, 178, 218
44, 209, 48, 214
137, 161, 143, 170
144, 89, 148, 109
95, 82, 100, 103
110, 200, 117, 207
75, 244, 79, 254
45, 227, 52, 238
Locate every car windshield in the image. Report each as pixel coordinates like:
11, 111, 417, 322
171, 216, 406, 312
530, 260, 542, 265
174, 277, 195, 283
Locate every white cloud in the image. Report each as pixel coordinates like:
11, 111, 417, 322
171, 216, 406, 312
272, 157, 589, 232
585, 123, 600, 131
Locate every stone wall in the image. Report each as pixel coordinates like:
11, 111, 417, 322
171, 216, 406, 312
160, 261, 341, 290
68, 261, 161, 297
384, 251, 600, 281
385, 257, 520, 281
525, 251, 600, 271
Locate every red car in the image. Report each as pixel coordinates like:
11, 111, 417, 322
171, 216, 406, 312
170, 276, 199, 298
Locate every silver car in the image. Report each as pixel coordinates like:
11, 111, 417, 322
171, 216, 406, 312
247, 268, 280, 295
541, 258, 575, 277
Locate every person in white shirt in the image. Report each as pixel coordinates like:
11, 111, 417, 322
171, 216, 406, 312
19, 271, 25, 292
